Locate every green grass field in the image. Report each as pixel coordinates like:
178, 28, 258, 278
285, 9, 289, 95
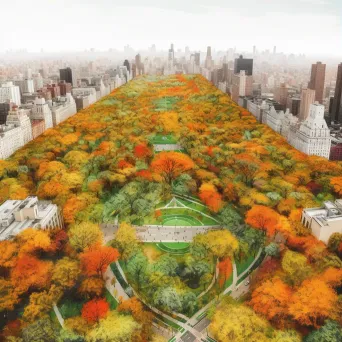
157, 242, 190, 254
151, 134, 178, 144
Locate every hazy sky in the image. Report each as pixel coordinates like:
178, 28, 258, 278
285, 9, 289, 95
1, 0, 341, 56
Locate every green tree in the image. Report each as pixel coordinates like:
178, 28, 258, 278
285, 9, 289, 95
153, 287, 182, 313
265, 243, 280, 258
153, 255, 178, 276
304, 320, 342, 342
127, 252, 148, 290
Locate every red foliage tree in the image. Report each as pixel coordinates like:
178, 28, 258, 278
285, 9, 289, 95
218, 258, 232, 288
80, 244, 120, 277
81, 298, 109, 323
134, 143, 151, 159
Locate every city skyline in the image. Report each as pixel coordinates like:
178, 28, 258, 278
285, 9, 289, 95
1, 0, 341, 57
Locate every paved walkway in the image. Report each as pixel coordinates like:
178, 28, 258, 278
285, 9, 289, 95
53, 303, 64, 328
104, 265, 129, 301
154, 144, 182, 151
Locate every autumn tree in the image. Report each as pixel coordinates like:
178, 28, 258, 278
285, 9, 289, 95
113, 222, 141, 261
81, 298, 109, 324
0, 278, 19, 312
86, 311, 140, 342
209, 298, 270, 342
199, 183, 223, 212
80, 244, 119, 277
11, 256, 52, 293
281, 250, 312, 286
52, 257, 80, 289
0, 240, 18, 275
330, 176, 342, 196
245, 205, 280, 237
249, 277, 293, 327
69, 222, 103, 252
151, 151, 195, 184
78, 277, 104, 299
193, 230, 239, 262
289, 278, 338, 327
118, 297, 154, 341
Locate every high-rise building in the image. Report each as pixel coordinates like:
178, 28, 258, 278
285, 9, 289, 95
299, 88, 316, 121
205, 46, 213, 70
331, 63, 342, 123
231, 71, 253, 103
124, 60, 131, 73
6, 108, 33, 145
234, 55, 253, 76
60, 68, 74, 86
0, 102, 11, 125
14, 79, 34, 94
0, 82, 21, 106
274, 84, 288, 108
286, 96, 301, 116
273, 46, 277, 54
308, 61, 326, 104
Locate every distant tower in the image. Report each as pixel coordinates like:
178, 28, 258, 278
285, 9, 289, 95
205, 46, 213, 69
331, 63, 342, 123
253, 46, 256, 55
60, 67, 73, 85
273, 46, 277, 54
123, 59, 131, 73
308, 62, 326, 104
234, 55, 253, 76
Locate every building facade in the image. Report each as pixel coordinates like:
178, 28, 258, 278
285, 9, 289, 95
331, 63, 342, 123
299, 88, 316, 121
31, 97, 53, 129
0, 82, 21, 106
31, 120, 45, 139
0, 124, 24, 159
234, 55, 253, 76
301, 200, 342, 243
50, 93, 77, 126
308, 62, 326, 104
0, 196, 64, 240
232, 71, 253, 103
290, 103, 331, 159
6, 108, 33, 144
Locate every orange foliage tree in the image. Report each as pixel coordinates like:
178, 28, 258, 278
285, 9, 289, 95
151, 152, 195, 184
249, 277, 293, 327
80, 244, 120, 277
199, 183, 223, 213
245, 205, 280, 237
10, 256, 52, 293
288, 278, 337, 327
217, 258, 232, 288
81, 298, 109, 323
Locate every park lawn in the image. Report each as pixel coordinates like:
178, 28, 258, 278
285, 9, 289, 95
236, 254, 255, 276
151, 134, 178, 144
162, 242, 190, 249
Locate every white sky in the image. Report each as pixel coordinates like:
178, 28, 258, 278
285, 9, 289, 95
1, 0, 341, 56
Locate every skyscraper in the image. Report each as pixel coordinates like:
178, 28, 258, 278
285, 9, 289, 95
308, 61, 326, 104
205, 46, 213, 69
124, 60, 131, 73
299, 88, 316, 121
59, 67, 73, 85
234, 55, 253, 76
331, 63, 342, 123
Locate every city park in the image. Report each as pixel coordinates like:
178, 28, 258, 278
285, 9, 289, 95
52, 135, 265, 342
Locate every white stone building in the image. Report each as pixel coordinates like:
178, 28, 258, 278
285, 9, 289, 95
0, 82, 21, 106
31, 97, 53, 129
290, 103, 331, 159
301, 200, 342, 243
49, 93, 77, 126
0, 196, 64, 240
6, 108, 33, 144
0, 124, 24, 159
72, 88, 97, 105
